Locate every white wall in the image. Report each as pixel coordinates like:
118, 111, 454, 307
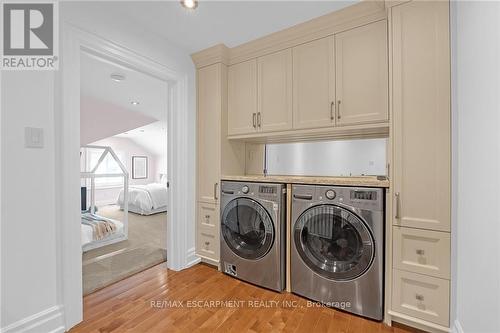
0, 3, 196, 331
1, 72, 64, 331
91, 136, 159, 185
452, 2, 500, 332
84, 136, 161, 206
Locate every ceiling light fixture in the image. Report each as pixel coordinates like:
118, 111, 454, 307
110, 73, 125, 82
180, 0, 198, 10
131, 101, 140, 105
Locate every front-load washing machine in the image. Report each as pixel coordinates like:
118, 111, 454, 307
220, 181, 286, 292
291, 184, 384, 320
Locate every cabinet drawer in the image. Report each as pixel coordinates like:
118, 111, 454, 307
197, 202, 219, 231
392, 269, 449, 327
197, 228, 219, 260
393, 226, 450, 279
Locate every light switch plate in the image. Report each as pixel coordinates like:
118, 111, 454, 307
25, 127, 44, 148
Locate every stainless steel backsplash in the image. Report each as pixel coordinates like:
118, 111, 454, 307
265, 138, 387, 177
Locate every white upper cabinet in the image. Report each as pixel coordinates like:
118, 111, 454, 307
292, 36, 335, 130
258, 49, 293, 133
227, 19, 390, 137
335, 20, 388, 125
227, 59, 258, 135
392, 1, 451, 232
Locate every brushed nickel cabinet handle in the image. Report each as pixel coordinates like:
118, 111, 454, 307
257, 112, 261, 128
337, 100, 342, 119
415, 294, 424, 301
416, 249, 425, 255
330, 101, 335, 121
214, 182, 218, 200
395, 192, 401, 219
252, 113, 256, 128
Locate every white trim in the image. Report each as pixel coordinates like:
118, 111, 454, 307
58, 24, 194, 330
0, 305, 65, 333
185, 247, 201, 268
452, 320, 464, 333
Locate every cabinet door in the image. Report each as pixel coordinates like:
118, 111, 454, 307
292, 37, 335, 130
228, 59, 257, 135
392, 1, 450, 232
258, 49, 292, 132
335, 20, 388, 125
197, 64, 221, 203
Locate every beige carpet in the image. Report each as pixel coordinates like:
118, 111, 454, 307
82, 205, 167, 295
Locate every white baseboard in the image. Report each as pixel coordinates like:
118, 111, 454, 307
185, 247, 201, 268
1, 305, 65, 333
452, 320, 464, 333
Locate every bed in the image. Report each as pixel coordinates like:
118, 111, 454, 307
81, 213, 125, 252
117, 183, 168, 215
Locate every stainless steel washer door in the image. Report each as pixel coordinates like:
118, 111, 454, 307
221, 197, 275, 260
294, 204, 374, 281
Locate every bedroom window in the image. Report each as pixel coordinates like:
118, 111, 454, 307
86, 149, 125, 187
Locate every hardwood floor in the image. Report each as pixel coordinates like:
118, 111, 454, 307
70, 263, 413, 333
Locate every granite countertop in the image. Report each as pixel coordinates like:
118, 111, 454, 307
221, 175, 389, 188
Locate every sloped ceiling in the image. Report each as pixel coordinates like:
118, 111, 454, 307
80, 51, 168, 145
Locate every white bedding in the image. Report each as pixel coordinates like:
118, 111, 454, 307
81, 216, 124, 250
117, 183, 168, 214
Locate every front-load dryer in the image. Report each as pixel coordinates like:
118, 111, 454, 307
291, 184, 384, 320
220, 181, 286, 292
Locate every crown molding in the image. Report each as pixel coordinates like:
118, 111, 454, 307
191, 1, 387, 69
191, 43, 230, 69
385, 0, 411, 9
229, 1, 386, 65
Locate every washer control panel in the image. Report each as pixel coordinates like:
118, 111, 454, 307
325, 190, 336, 200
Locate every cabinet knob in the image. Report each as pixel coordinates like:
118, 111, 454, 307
415, 294, 424, 301
205, 214, 210, 219
416, 249, 425, 255
205, 241, 210, 246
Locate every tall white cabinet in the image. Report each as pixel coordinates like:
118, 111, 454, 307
196, 61, 245, 265
196, 64, 222, 263
390, 1, 451, 330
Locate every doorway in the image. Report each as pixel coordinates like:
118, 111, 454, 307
79, 50, 169, 294
59, 26, 196, 328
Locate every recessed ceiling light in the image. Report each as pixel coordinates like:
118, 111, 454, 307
180, 0, 198, 10
131, 101, 140, 105
110, 73, 125, 82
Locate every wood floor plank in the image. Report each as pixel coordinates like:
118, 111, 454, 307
70, 263, 412, 333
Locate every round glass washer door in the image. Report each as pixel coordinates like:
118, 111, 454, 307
294, 204, 374, 281
221, 197, 274, 260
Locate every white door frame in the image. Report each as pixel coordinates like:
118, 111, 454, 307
57, 25, 198, 329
